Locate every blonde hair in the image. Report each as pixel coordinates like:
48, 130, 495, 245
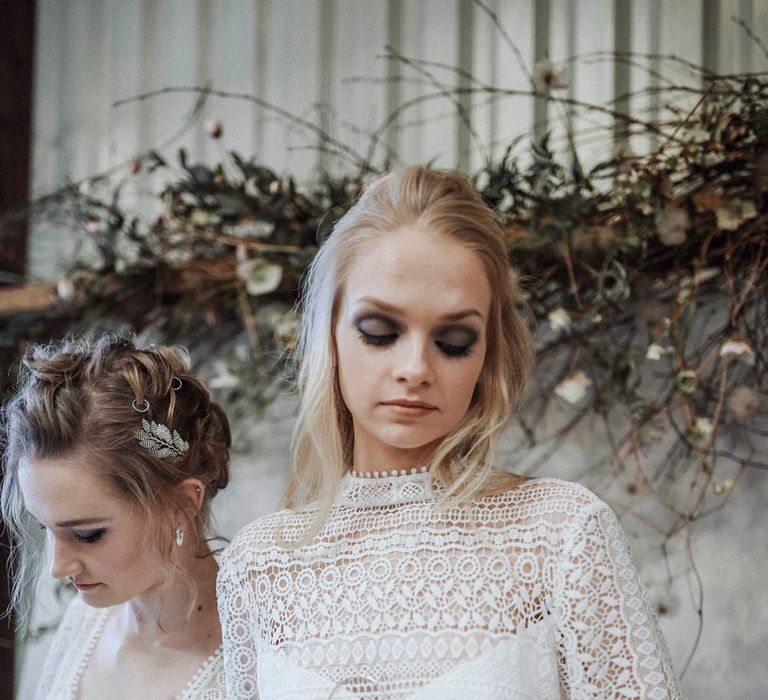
285, 165, 533, 539
0, 334, 231, 630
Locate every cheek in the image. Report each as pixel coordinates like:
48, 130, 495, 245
450, 347, 486, 412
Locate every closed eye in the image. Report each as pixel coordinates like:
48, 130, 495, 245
436, 341, 475, 358
72, 529, 106, 545
356, 315, 399, 347
435, 327, 478, 358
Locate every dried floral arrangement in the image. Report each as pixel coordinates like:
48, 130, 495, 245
0, 48, 766, 658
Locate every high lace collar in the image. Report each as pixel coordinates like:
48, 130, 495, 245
337, 469, 444, 508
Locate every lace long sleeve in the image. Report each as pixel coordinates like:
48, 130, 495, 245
554, 500, 683, 699
217, 538, 260, 700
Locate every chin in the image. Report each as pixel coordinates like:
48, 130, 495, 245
78, 593, 113, 608
76, 587, 121, 608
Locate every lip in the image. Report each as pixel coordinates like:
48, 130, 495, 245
381, 399, 437, 416
72, 581, 101, 592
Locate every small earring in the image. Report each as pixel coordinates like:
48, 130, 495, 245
175, 528, 184, 546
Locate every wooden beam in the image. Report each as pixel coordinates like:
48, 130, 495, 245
0, 284, 57, 316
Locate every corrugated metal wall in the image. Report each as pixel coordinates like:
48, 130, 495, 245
31, 0, 768, 189
25, 0, 768, 275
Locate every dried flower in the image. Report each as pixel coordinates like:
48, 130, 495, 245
474, 170, 490, 191
645, 343, 666, 361
656, 206, 689, 246
719, 339, 755, 365
498, 191, 514, 212
555, 370, 591, 404
676, 369, 698, 395
547, 307, 572, 333
208, 360, 239, 390
689, 417, 713, 446
716, 198, 757, 231
274, 311, 301, 349
712, 479, 734, 496
223, 219, 275, 240
728, 386, 760, 420
56, 277, 76, 301
237, 258, 283, 296
532, 62, 568, 92
206, 119, 223, 139
690, 268, 720, 285
190, 209, 222, 227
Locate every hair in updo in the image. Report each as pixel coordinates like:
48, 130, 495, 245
0, 334, 231, 628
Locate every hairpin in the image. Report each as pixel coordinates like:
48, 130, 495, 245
131, 382, 189, 461
137, 419, 189, 462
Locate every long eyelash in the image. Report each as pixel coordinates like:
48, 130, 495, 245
73, 530, 105, 545
357, 329, 398, 347
436, 342, 475, 359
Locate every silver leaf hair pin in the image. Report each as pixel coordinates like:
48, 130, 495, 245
137, 418, 190, 461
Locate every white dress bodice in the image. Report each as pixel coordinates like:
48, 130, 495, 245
34, 595, 226, 699
217, 475, 683, 699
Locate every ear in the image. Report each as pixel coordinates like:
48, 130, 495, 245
175, 477, 205, 526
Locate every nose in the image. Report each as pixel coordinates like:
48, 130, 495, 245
49, 537, 83, 580
396, 335, 435, 388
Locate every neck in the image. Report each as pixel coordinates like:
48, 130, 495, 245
351, 440, 437, 477
121, 548, 219, 643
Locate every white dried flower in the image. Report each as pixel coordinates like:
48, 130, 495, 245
712, 479, 734, 496
719, 339, 755, 365
274, 311, 302, 349
728, 386, 760, 420
208, 360, 239, 390
206, 119, 223, 139
691, 267, 720, 285
690, 417, 713, 445
645, 343, 666, 361
84, 217, 102, 234
56, 277, 76, 301
656, 206, 689, 246
498, 191, 514, 212
223, 219, 275, 240
237, 258, 283, 296
554, 370, 591, 404
532, 62, 568, 92
547, 307, 572, 333
190, 209, 222, 227
676, 369, 698, 395
475, 170, 490, 191
716, 198, 757, 231
693, 417, 713, 437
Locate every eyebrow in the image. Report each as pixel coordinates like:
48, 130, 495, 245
54, 518, 111, 528
356, 296, 485, 322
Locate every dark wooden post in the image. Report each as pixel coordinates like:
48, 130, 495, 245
0, 0, 37, 694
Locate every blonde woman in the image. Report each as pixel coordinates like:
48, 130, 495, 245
217, 166, 683, 698
1, 336, 230, 699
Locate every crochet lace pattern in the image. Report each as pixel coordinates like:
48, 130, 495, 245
217, 474, 683, 699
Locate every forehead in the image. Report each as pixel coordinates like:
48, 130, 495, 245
341, 226, 492, 315
18, 455, 125, 523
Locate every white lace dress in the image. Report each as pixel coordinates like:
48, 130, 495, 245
34, 595, 226, 699
217, 474, 683, 699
